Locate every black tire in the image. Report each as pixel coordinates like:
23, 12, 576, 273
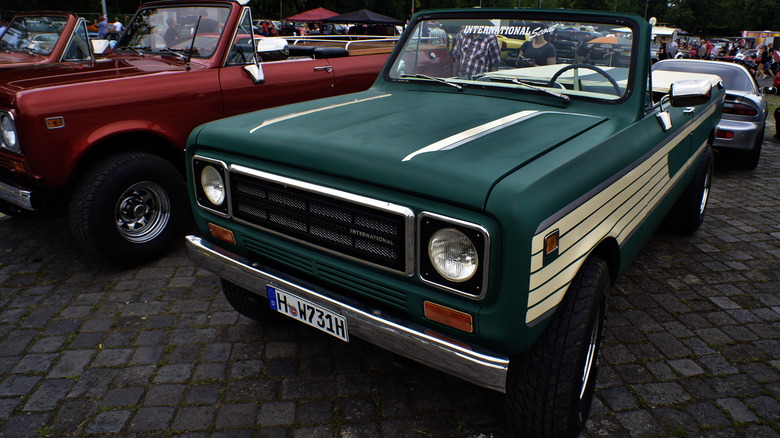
667, 145, 714, 234
221, 279, 271, 321
69, 152, 186, 266
505, 256, 609, 438
740, 128, 763, 170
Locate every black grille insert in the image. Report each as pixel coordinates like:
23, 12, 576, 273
230, 172, 410, 273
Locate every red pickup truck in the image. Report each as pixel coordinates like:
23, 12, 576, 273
0, 12, 96, 66
0, 0, 393, 265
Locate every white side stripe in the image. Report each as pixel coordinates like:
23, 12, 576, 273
402, 110, 538, 162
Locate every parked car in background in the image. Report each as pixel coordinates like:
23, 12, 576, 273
185, 7, 723, 438
653, 58, 767, 169
552, 26, 602, 62
0, 0, 395, 266
0, 12, 97, 66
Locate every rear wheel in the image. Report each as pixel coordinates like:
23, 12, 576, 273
69, 152, 186, 266
505, 256, 609, 438
667, 145, 713, 234
740, 128, 763, 170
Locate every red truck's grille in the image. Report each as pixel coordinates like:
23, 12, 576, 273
230, 171, 413, 274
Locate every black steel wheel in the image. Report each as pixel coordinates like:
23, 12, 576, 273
69, 152, 186, 266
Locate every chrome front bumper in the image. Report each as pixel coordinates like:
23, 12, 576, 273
185, 235, 509, 393
0, 180, 34, 211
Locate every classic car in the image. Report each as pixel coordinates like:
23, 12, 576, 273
0, 0, 395, 266
0, 12, 95, 66
184, 8, 723, 437
653, 58, 767, 169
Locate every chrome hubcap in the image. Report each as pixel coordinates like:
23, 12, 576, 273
115, 182, 170, 243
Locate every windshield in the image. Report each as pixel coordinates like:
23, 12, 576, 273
389, 14, 637, 101
116, 5, 230, 58
0, 14, 69, 56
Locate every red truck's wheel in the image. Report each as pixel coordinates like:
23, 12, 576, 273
69, 152, 186, 266
505, 256, 609, 438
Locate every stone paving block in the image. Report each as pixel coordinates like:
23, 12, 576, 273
86, 409, 132, 434
216, 402, 257, 428
717, 397, 759, 423
172, 405, 216, 431
23, 379, 74, 411
258, 401, 296, 426
128, 406, 175, 431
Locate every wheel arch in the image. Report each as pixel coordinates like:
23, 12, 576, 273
589, 236, 620, 286
67, 131, 184, 193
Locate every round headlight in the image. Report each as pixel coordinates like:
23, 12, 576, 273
428, 227, 478, 282
1, 114, 19, 153
200, 165, 225, 206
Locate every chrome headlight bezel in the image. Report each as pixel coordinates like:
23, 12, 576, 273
0, 111, 20, 154
192, 156, 230, 216
418, 212, 489, 300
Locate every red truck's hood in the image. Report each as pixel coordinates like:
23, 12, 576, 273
0, 55, 198, 98
0, 51, 50, 67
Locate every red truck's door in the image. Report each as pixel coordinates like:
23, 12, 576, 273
219, 58, 336, 118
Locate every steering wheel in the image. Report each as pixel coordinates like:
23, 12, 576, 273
547, 63, 621, 96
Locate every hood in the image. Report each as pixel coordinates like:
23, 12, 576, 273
0, 51, 48, 67
194, 90, 608, 209
0, 55, 193, 96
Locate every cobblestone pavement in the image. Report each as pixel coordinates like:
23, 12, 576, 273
0, 136, 778, 438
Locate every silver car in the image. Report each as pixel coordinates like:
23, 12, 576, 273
652, 59, 767, 169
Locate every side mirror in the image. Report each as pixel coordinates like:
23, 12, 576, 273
763, 86, 777, 95
669, 79, 714, 107
90, 39, 111, 55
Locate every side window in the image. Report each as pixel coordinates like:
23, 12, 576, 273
225, 9, 255, 66
62, 20, 92, 62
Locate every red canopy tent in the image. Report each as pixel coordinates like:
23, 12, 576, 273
285, 7, 339, 22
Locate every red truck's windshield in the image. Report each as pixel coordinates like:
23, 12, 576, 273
116, 5, 231, 58
0, 14, 69, 56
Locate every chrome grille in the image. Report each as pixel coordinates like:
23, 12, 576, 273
230, 170, 412, 273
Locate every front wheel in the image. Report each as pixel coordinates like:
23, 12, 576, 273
69, 152, 187, 266
505, 256, 609, 438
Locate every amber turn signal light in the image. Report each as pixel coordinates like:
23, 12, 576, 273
423, 301, 473, 333
544, 229, 559, 255
208, 223, 236, 245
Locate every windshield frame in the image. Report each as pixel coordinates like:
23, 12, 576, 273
385, 9, 640, 105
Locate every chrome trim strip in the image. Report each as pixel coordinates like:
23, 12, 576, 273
402, 110, 538, 162
0, 181, 34, 211
249, 94, 392, 133
228, 166, 416, 275
185, 235, 509, 392
417, 212, 490, 300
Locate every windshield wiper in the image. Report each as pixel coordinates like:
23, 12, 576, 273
120, 45, 145, 56
161, 47, 188, 60
401, 74, 463, 90
483, 75, 571, 103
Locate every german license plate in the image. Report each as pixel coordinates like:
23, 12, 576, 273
266, 286, 349, 342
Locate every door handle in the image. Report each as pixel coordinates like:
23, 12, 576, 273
314, 66, 333, 73
683, 107, 696, 115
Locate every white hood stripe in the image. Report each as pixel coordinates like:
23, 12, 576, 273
402, 110, 538, 162
250, 94, 391, 133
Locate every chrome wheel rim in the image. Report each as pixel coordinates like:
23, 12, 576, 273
580, 307, 601, 400
115, 181, 170, 243
699, 165, 712, 216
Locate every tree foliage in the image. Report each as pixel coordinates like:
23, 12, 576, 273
2, 0, 780, 36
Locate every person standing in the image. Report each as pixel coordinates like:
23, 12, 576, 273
97, 15, 108, 39
113, 17, 123, 34
657, 36, 669, 60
